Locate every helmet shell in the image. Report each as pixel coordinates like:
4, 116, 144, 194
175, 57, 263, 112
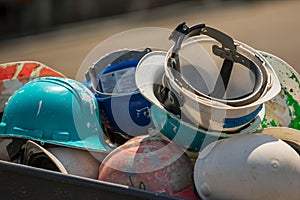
0, 77, 110, 152
194, 133, 300, 200
98, 135, 199, 199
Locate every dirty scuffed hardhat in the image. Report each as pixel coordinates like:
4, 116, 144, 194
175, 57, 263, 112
258, 51, 300, 130
84, 48, 155, 146
98, 135, 200, 200
193, 133, 300, 200
136, 22, 280, 151
0, 77, 111, 154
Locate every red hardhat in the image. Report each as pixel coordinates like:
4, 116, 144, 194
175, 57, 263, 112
98, 135, 200, 200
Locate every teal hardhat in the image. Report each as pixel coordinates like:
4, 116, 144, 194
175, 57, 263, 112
0, 77, 111, 152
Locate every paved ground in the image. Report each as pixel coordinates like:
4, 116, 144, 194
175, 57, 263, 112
0, 0, 299, 80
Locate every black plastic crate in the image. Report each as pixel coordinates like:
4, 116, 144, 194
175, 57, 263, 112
0, 160, 181, 200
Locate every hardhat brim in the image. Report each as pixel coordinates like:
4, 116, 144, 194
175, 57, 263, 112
0, 128, 112, 153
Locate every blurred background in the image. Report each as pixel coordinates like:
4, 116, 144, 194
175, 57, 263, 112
0, 0, 299, 78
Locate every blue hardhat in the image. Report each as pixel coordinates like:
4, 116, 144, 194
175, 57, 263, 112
0, 77, 111, 152
84, 48, 155, 146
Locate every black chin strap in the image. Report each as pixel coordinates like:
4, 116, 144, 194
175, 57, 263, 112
209, 58, 233, 98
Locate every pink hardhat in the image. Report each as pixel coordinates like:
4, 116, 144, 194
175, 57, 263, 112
98, 135, 200, 200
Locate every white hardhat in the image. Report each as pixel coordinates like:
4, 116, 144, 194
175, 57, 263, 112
136, 22, 280, 133
194, 133, 300, 200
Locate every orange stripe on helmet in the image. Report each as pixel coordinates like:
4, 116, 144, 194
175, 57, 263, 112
17, 62, 39, 78
0, 64, 18, 80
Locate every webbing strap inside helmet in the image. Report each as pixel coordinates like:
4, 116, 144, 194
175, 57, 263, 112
166, 22, 267, 106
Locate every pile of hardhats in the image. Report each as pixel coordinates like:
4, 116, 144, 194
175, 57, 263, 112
0, 22, 300, 200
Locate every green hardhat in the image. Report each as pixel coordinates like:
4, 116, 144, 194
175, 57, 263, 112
0, 77, 111, 152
